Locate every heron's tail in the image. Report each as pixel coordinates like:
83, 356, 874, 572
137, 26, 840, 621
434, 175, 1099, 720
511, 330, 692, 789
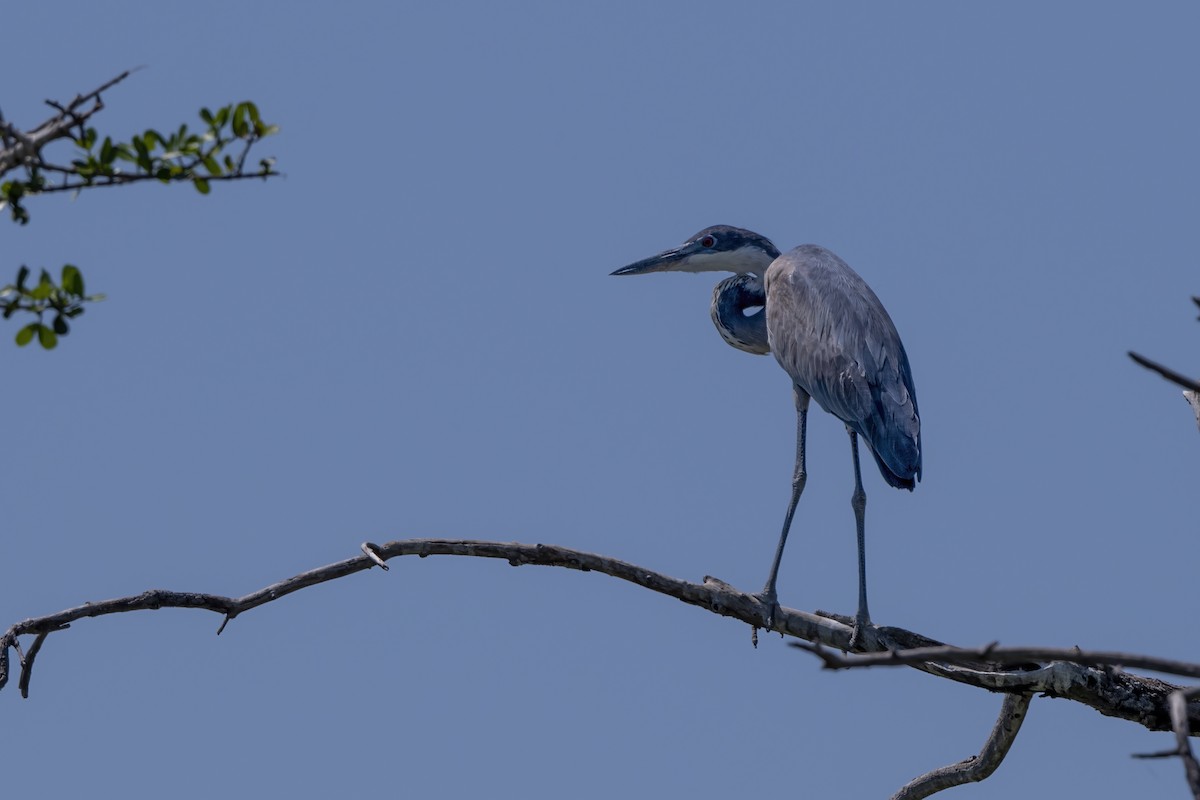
872, 450, 917, 490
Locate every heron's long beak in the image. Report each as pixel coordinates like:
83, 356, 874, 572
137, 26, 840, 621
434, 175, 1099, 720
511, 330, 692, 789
610, 246, 691, 276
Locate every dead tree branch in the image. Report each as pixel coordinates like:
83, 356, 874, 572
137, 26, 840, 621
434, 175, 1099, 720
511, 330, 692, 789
1133, 687, 1200, 800
790, 640, 1200, 680
3, 537, 1198, 749
0, 70, 133, 175
892, 693, 1032, 800
1130, 296, 1200, 432
1130, 351, 1200, 393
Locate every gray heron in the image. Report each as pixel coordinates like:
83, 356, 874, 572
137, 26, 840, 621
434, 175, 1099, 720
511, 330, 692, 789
612, 225, 921, 647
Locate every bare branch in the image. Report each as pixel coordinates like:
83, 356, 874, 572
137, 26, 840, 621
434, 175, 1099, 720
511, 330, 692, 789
1130, 351, 1200, 393
2, 536, 1198, 745
20, 169, 277, 195
1134, 688, 1200, 799
17, 630, 57, 699
1174, 689, 1200, 799
0, 70, 133, 175
791, 640, 1200, 681
892, 693, 1032, 800
793, 637, 1200, 736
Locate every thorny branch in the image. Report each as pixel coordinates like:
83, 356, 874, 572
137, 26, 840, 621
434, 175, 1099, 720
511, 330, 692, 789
0, 70, 133, 175
0, 69, 278, 226
13, 169, 272, 195
2, 538, 1197, 797
3, 537, 1198, 731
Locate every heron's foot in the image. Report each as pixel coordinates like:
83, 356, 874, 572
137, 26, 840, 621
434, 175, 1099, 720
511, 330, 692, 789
847, 613, 874, 651
752, 589, 781, 631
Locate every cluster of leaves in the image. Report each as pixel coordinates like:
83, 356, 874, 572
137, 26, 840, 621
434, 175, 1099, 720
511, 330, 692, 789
0, 170, 45, 225
1, 97, 278, 348
69, 101, 278, 198
1, 265, 103, 349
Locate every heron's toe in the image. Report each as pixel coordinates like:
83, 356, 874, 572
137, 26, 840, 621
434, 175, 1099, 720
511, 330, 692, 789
751, 590, 780, 630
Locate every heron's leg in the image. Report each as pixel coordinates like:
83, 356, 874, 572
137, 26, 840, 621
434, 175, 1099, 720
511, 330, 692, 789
755, 387, 809, 629
847, 428, 872, 649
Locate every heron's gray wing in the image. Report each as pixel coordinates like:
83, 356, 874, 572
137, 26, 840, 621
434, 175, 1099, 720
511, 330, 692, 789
766, 246, 921, 488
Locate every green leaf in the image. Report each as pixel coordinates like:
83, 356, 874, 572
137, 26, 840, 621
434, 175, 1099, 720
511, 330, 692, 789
193, 177, 211, 194
200, 107, 214, 125
132, 137, 150, 169
113, 143, 137, 164
232, 103, 249, 137
30, 270, 55, 301
52, 314, 69, 335
16, 265, 29, 291
202, 155, 222, 175
15, 323, 37, 347
62, 264, 84, 296
37, 324, 58, 350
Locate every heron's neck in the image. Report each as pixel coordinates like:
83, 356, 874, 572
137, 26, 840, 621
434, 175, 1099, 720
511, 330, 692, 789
686, 246, 778, 277
710, 273, 769, 355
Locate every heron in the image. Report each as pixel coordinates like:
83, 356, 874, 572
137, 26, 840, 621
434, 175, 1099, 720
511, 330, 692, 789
611, 225, 921, 647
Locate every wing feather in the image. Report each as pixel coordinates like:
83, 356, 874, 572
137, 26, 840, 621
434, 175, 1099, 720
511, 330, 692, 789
765, 245, 922, 488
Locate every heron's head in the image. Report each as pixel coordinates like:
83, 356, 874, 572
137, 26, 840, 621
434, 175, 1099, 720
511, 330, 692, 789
611, 225, 781, 278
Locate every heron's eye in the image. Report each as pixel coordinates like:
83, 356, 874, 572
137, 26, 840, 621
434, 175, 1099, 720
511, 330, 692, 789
699, 234, 717, 249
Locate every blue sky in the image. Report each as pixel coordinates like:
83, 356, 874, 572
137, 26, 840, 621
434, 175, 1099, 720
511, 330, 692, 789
3, 3, 1197, 798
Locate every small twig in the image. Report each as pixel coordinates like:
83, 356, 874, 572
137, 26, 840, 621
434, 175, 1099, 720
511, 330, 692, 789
17, 630, 57, 698
235, 137, 253, 174
1129, 351, 1200, 393
892, 693, 1032, 799
54, 69, 136, 113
